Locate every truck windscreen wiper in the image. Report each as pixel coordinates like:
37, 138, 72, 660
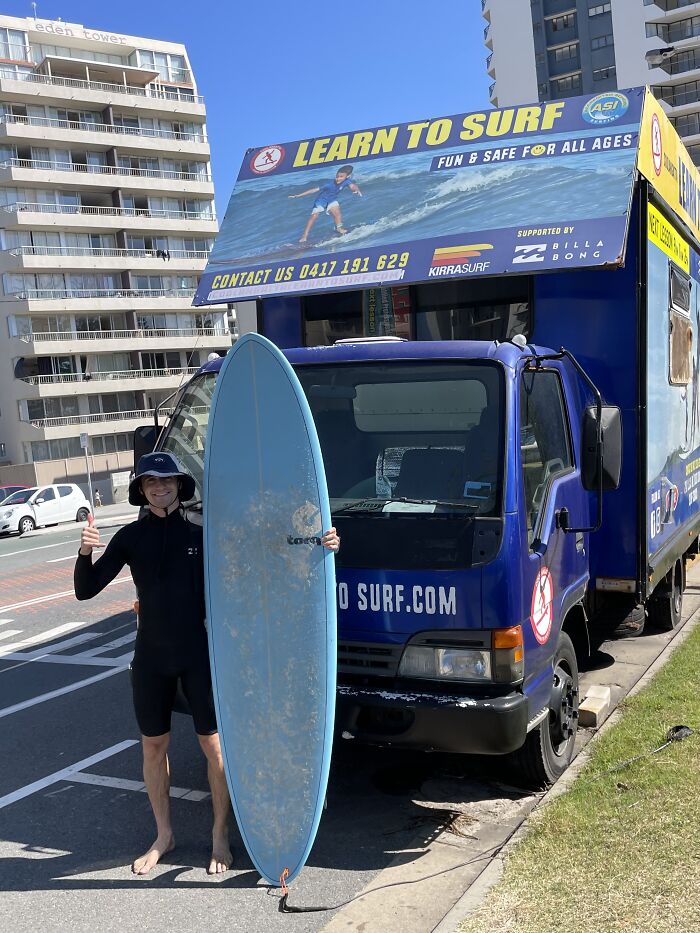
331, 497, 478, 514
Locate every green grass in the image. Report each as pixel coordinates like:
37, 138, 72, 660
459, 622, 700, 933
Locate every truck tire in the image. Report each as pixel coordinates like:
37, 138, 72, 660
508, 632, 579, 788
648, 559, 683, 632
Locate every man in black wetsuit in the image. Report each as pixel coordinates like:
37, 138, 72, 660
75, 451, 340, 876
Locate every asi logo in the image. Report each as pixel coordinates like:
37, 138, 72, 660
250, 145, 285, 175
582, 92, 629, 126
651, 113, 663, 176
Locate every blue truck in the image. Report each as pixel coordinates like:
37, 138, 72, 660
138, 88, 700, 784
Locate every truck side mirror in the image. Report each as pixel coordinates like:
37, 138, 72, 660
133, 425, 158, 472
581, 406, 622, 492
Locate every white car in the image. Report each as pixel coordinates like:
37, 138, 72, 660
0, 484, 91, 535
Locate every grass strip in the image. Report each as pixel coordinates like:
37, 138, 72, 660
459, 622, 700, 933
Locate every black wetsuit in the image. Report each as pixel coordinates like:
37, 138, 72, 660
74, 508, 217, 737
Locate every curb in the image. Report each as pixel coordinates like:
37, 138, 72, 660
433, 602, 700, 933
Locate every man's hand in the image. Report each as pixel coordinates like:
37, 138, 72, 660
79, 514, 104, 556
321, 527, 340, 553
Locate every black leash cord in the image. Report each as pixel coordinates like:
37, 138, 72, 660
277, 725, 695, 914
276, 844, 504, 913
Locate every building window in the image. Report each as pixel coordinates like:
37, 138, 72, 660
591, 34, 614, 50
593, 65, 616, 80
551, 73, 582, 95
589, 3, 611, 15
0, 28, 28, 61
550, 13, 576, 31
552, 42, 579, 62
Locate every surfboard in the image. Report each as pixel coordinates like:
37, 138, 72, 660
203, 332, 337, 886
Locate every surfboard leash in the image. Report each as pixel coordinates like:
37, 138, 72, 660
276, 844, 505, 914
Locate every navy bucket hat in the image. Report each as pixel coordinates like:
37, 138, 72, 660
128, 452, 196, 506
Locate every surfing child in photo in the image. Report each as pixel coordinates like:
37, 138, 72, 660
289, 164, 362, 243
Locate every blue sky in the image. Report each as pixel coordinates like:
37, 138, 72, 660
2, 0, 490, 217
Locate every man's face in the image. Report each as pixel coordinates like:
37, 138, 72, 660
141, 475, 179, 510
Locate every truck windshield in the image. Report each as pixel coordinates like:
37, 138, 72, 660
295, 361, 504, 517
159, 371, 217, 503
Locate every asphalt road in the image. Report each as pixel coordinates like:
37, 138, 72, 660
1, 522, 698, 933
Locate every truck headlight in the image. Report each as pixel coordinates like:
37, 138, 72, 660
399, 645, 492, 681
2, 509, 14, 519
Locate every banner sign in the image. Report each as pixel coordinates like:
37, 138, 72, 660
194, 89, 645, 306
638, 89, 700, 246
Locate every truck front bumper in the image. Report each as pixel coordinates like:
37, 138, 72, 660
336, 684, 529, 755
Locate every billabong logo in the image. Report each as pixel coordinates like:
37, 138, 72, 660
513, 244, 547, 264
582, 92, 629, 126
251, 145, 285, 174
287, 535, 322, 545
431, 244, 493, 267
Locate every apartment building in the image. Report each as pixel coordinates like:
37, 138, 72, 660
483, 0, 700, 166
0, 14, 229, 500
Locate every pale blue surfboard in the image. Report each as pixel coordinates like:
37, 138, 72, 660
203, 332, 337, 886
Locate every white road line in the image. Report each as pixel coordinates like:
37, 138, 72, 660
0, 619, 14, 625
0, 530, 119, 559
69, 771, 210, 802
74, 631, 136, 658
0, 664, 128, 719
0, 740, 138, 810
0, 630, 22, 642
0, 574, 130, 615
0, 653, 126, 668
11, 632, 97, 659
46, 555, 76, 563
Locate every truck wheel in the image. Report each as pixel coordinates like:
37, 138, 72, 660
508, 632, 579, 788
648, 560, 683, 632
18, 516, 35, 535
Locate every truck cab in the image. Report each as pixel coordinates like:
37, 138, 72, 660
154, 336, 619, 785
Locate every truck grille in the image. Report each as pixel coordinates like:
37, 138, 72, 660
338, 641, 402, 678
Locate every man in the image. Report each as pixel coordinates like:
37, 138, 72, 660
74, 451, 341, 875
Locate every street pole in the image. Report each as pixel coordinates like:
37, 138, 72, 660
80, 432, 94, 514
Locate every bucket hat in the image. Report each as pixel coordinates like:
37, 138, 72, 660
128, 452, 196, 506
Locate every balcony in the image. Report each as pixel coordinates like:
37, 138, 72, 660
19, 366, 200, 396
0, 67, 205, 112
26, 407, 162, 435
6, 287, 198, 315
1, 202, 217, 235
644, 0, 700, 11
15, 327, 227, 354
1, 244, 209, 273
0, 158, 213, 196
0, 114, 209, 157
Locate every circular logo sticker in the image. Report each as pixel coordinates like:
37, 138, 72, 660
582, 92, 629, 126
250, 145, 285, 175
531, 567, 554, 645
651, 113, 663, 176
530, 144, 546, 156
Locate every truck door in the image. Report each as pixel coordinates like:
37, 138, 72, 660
519, 367, 588, 714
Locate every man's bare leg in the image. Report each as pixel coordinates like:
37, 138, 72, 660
198, 732, 232, 874
132, 733, 175, 875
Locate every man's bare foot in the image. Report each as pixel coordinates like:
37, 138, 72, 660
298, 237, 307, 244
207, 837, 233, 875
131, 834, 175, 875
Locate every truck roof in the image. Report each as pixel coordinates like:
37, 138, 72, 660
201, 339, 537, 374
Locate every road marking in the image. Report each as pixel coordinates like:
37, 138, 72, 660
46, 555, 77, 563
74, 631, 136, 658
0, 574, 130, 615
0, 652, 127, 668
8, 632, 97, 658
0, 619, 13, 625
0, 664, 128, 719
0, 630, 22, 642
0, 740, 138, 810
69, 771, 210, 802
0, 530, 118, 559
0, 621, 135, 674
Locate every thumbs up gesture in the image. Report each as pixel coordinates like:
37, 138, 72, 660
79, 513, 104, 556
